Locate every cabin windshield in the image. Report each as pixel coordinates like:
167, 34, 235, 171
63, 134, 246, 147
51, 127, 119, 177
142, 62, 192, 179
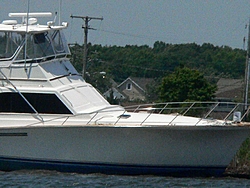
0, 32, 23, 59
0, 29, 70, 61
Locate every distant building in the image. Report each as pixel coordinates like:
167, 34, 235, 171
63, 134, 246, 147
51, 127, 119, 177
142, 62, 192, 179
103, 77, 154, 101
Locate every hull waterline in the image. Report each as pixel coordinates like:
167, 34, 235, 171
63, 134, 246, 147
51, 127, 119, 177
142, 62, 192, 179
0, 157, 226, 177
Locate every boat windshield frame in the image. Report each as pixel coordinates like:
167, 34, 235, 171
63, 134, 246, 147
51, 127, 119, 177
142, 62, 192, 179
0, 29, 70, 63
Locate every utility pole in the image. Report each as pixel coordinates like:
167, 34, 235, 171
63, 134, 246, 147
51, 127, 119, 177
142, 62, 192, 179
70, 15, 103, 79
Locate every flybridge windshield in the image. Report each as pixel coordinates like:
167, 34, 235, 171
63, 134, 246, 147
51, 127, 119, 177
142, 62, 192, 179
0, 32, 22, 58
0, 29, 70, 61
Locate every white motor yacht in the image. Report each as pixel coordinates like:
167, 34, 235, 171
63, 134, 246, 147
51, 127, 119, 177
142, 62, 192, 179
0, 12, 249, 177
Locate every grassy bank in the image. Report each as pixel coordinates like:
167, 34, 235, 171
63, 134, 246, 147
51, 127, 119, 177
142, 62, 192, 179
226, 137, 250, 176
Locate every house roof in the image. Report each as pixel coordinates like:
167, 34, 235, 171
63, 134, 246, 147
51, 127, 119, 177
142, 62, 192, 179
117, 77, 154, 92
109, 78, 119, 87
129, 77, 154, 91
215, 78, 244, 100
103, 87, 126, 99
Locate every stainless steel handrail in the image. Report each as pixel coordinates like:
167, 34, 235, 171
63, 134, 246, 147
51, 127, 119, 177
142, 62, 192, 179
20, 101, 250, 126
124, 101, 249, 125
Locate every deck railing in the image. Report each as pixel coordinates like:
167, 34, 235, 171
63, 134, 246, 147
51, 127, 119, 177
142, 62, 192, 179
122, 101, 250, 124
23, 101, 250, 126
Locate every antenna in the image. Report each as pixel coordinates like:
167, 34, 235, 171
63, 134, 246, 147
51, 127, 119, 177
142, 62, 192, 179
24, 0, 30, 73
9, 12, 52, 17
58, 0, 62, 25
9, 12, 52, 24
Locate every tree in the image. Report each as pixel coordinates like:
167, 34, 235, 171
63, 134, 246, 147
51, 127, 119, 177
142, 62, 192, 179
158, 67, 217, 102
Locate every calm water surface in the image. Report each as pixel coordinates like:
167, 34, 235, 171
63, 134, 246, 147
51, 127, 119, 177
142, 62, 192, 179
0, 170, 250, 187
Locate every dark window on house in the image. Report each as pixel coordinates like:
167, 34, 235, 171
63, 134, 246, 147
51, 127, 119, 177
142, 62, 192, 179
0, 93, 71, 114
126, 83, 132, 90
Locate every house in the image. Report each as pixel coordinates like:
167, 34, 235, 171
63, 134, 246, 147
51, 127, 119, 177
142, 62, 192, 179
103, 77, 154, 101
117, 77, 154, 101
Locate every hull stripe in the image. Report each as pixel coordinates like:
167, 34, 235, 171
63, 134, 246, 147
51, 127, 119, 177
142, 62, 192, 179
0, 133, 27, 137
0, 156, 226, 177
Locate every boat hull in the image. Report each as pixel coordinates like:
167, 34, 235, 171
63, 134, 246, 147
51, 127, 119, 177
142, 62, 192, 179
0, 126, 249, 176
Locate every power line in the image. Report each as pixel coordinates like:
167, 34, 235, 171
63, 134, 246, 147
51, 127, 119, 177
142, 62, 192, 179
98, 28, 161, 42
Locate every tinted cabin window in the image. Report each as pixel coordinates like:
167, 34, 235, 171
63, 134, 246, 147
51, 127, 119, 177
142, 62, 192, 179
0, 93, 71, 114
0, 32, 23, 59
34, 33, 46, 44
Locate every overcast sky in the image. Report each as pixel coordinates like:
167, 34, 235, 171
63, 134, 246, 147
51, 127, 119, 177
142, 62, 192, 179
1, 0, 250, 49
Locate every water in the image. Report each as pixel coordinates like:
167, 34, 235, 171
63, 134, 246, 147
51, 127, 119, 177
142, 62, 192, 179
0, 170, 250, 188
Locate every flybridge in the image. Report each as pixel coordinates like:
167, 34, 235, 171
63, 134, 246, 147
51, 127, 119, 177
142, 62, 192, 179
0, 12, 70, 63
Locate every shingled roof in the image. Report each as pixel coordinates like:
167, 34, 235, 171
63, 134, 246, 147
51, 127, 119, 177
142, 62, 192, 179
215, 78, 244, 100
117, 77, 154, 92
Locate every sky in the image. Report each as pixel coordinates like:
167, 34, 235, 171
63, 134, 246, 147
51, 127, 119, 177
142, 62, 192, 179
1, 0, 250, 49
